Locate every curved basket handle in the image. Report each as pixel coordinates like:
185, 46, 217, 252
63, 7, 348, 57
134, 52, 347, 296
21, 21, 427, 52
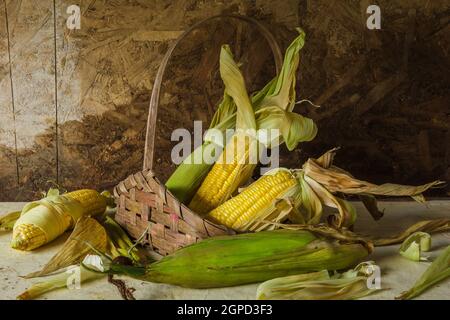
143, 14, 283, 170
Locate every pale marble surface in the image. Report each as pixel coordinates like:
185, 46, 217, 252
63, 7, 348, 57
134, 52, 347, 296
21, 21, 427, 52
0, 201, 449, 300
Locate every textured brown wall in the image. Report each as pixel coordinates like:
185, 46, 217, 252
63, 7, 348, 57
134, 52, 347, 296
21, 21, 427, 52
0, 0, 448, 201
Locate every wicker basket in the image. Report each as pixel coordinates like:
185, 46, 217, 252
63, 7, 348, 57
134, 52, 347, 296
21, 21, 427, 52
113, 14, 282, 256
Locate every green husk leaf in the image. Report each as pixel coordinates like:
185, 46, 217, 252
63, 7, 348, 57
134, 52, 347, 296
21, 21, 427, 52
399, 232, 432, 261
46, 187, 60, 198
165, 31, 312, 204
102, 215, 142, 263
281, 111, 317, 150
24, 217, 108, 278
0, 211, 21, 231
220, 45, 256, 131
397, 245, 450, 300
303, 174, 357, 228
255, 106, 317, 149
257, 261, 380, 300
254, 28, 305, 112
17, 265, 104, 300
165, 144, 220, 203
290, 172, 323, 225
82, 254, 111, 273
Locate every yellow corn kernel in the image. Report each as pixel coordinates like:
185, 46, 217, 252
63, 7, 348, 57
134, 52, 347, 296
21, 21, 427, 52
65, 189, 108, 216
11, 224, 47, 251
189, 135, 256, 215
11, 189, 108, 251
208, 170, 297, 230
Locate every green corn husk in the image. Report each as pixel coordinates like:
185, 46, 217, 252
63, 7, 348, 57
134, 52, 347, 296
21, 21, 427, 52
102, 215, 142, 263
0, 211, 21, 231
165, 30, 316, 203
110, 229, 369, 289
399, 232, 432, 262
397, 245, 450, 300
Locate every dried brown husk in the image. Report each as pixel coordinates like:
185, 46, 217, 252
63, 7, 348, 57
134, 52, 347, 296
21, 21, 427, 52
289, 148, 444, 228
271, 218, 450, 249
24, 216, 108, 278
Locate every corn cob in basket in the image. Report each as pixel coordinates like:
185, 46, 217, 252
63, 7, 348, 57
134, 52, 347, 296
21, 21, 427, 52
11, 189, 111, 251
188, 32, 317, 214
207, 148, 443, 231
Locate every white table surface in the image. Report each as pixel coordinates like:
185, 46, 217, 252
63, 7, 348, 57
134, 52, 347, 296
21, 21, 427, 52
0, 201, 449, 300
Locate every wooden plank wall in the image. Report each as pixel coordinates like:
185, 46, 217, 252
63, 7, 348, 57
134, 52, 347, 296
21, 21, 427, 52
0, 0, 448, 200
0, 0, 300, 200
0, 0, 18, 191
5, 0, 57, 198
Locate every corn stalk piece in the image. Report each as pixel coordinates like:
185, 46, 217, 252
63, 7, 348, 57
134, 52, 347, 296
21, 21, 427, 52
110, 229, 369, 289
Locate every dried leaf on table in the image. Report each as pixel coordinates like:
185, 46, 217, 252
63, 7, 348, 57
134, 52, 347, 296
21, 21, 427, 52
397, 246, 450, 300
373, 218, 450, 246
257, 261, 381, 300
24, 216, 108, 278
17, 265, 103, 300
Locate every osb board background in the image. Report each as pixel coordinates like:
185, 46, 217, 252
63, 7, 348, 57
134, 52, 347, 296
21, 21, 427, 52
0, 0, 448, 201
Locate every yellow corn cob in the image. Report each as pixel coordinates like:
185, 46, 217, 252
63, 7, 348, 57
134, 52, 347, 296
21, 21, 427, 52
208, 170, 297, 230
189, 134, 256, 215
11, 189, 107, 251
66, 189, 108, 216
11, 224, 48, 251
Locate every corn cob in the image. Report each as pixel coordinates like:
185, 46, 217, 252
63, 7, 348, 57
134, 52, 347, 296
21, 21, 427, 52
11, 189, 108, 251
189, 134, 257, 215
111, 229, 369, 288
208, 169, 297, 230
166, 31, 312, 205
206, 148, 444, 232
188, 45, 258, 215
188, 37, 317, 214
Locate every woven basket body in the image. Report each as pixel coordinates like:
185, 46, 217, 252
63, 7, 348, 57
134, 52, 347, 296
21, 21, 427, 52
114, 14, 282, 255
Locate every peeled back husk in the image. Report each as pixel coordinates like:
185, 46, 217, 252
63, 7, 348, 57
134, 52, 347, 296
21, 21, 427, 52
111, 229, 369, 289
165, 30, 316, 203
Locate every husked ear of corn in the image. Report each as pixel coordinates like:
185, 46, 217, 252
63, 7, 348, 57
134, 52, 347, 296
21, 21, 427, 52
11, 189, 109, 251
188, 45, 258, 214
165, 30, 315, 205
207, 148, 443, 231
188, 35, 317, 214
208, 168, 298, 230
110, 229, 369, 289
189, 134, 258, 215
